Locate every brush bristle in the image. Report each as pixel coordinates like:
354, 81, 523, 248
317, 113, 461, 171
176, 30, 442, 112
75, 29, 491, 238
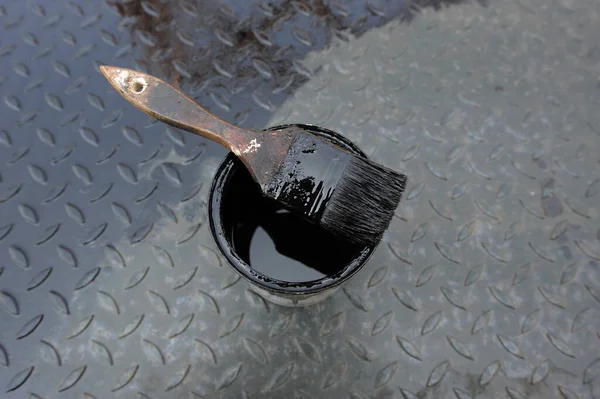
320, 156, 407, 246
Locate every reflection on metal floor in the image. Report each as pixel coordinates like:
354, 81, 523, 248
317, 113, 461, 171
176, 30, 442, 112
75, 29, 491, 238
1, 0, 600, 397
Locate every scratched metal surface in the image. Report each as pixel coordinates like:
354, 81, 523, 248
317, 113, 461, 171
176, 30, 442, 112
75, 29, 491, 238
1, 0, 600, 398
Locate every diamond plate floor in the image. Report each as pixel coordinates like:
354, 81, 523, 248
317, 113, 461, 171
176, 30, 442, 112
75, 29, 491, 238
1, 0, 600, 398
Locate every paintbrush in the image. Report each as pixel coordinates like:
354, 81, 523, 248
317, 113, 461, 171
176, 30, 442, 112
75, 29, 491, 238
100, 66, 407, 246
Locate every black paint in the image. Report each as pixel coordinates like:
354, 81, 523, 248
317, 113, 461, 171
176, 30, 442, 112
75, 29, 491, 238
220, 158, 361, 282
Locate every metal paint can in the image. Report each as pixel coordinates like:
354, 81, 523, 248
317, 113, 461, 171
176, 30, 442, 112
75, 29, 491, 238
208, 124, 378, 307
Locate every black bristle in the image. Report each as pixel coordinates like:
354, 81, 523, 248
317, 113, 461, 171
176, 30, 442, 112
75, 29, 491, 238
263, 130, 407, 246
320, 156, 407, 246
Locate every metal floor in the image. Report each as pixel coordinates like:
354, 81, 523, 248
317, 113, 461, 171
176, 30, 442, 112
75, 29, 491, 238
1, 0, 600, 398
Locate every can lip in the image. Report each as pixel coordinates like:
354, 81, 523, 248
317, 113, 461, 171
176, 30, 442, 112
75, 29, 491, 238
208, 124, 378, 295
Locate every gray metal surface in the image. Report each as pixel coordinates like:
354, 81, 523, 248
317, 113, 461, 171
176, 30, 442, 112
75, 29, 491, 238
1, 0, 600, 398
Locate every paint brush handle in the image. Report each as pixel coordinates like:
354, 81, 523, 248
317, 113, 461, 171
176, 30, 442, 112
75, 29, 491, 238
101, 65, 298, 187
99, 66, 250, 153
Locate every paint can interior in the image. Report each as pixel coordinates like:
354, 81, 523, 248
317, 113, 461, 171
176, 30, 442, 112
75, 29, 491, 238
208, 124, 378, 307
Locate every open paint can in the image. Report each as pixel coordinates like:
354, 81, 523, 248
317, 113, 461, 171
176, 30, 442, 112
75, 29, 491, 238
208, 124, 378, 307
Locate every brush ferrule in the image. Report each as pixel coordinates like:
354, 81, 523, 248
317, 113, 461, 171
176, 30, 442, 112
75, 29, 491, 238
263, 132, 351, 220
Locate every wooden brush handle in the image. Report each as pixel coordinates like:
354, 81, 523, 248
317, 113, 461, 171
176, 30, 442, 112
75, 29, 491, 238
100, 66, 297, 187
100, 66, 250, 154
